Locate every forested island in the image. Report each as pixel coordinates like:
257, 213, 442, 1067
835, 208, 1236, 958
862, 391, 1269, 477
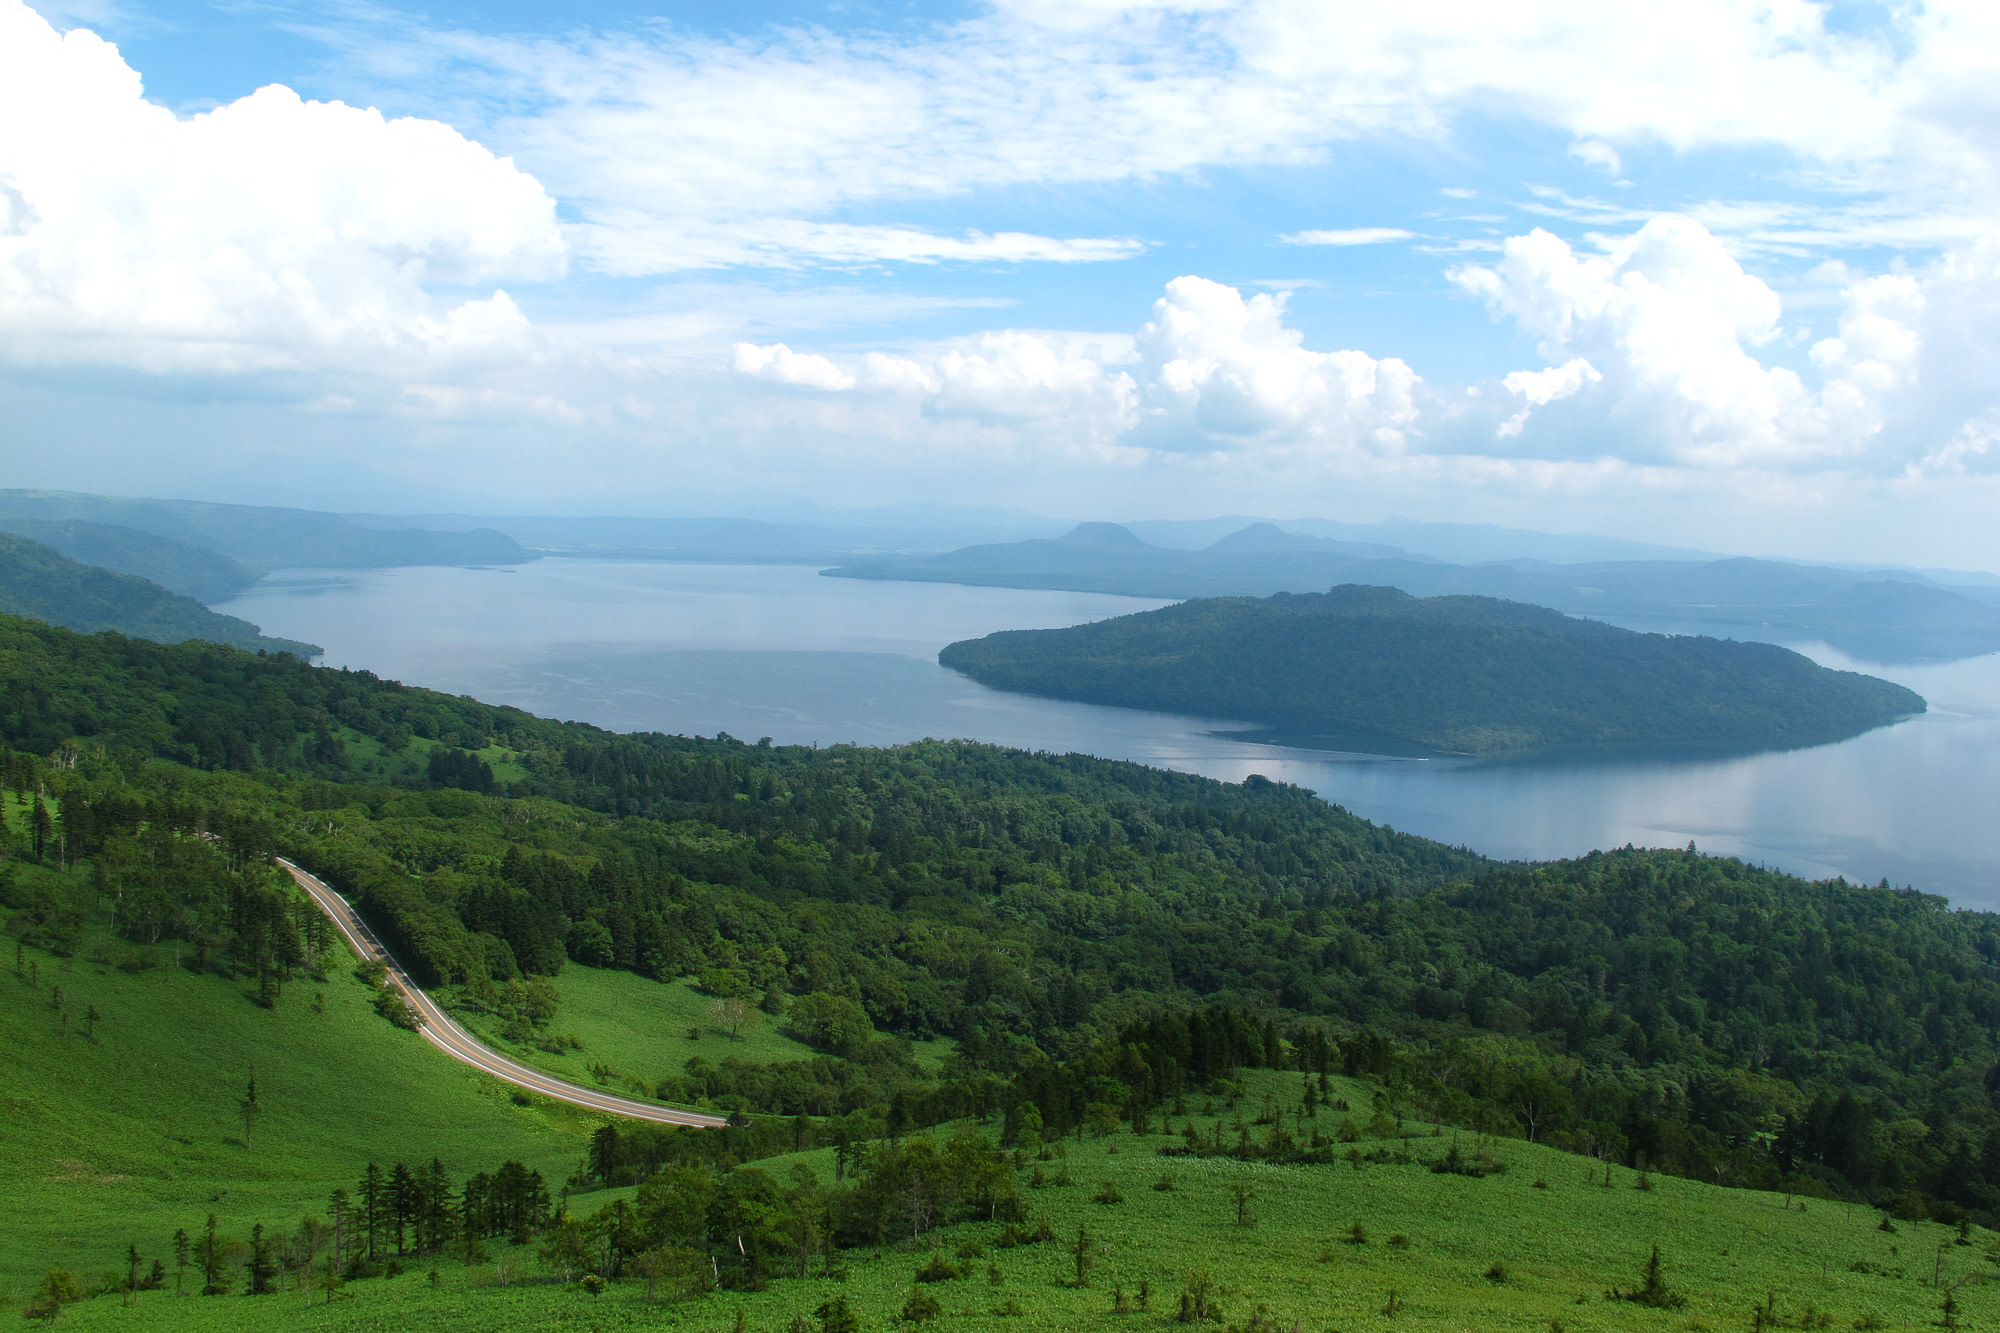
940, 584, 1924, 755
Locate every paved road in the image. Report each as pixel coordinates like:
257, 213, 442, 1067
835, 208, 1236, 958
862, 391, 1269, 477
278, 857, 730, 1130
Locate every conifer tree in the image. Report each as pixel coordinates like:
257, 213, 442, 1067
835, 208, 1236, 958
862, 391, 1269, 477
172, 1229, 188, 1296
241, 1069, 259, 1147
360, 1164, 385, 1261
200, 1213, 229, 1295
248, 1223, 276, 1295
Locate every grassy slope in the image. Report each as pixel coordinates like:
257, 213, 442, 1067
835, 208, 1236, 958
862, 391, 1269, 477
0, 872, 597, 1299
44, 1068, 1995, 1331
449, 963, 952, 1100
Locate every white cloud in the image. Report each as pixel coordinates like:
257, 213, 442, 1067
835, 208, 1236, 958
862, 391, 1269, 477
732, 342, 856, 391
306, 0, 2000, 272
730, 275, 1416, 457
1499, 357, 1602, 437
1453, 218, 1921, 465
0, 0, 563, 374
1134, 277, 1420, 452
1280, 227, 1417, 247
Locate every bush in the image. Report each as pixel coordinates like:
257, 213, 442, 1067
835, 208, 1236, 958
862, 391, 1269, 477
900, 1287, 942, 1323
913, 1253, 959, 1283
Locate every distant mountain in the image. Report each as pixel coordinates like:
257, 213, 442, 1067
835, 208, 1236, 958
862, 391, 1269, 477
939, 585, 1925, 756
1122, 515, 1726, 563
0, 533, 319, 658
339, 512, 1069, 562
832, 523, 2000, 664
0, 517, 257, 602
0, 491, 530, 576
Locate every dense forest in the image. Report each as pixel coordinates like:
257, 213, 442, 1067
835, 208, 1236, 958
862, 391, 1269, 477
0, 533, 319, 658
939, 584, 1925, 754
7, 610, 2000, 1230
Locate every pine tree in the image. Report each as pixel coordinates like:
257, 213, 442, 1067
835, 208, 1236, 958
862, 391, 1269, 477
360, 1164, 386, 1261
241, 1070, 259, 1148
124, 1243, 141, 1306
29, 794, 50, 863
172, 1228, 188, 1296
248, 1223, 275, 1295
200, 1213, 229, 1295
327, 1188, 351, 1272
1072, 1222, 1097, 1287
85, 1005, 100, 1041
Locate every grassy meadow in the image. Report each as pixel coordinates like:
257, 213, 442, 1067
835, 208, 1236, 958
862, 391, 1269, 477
444, 961, 954, 1100
0, 857, 594, 1300
24, 1064, 1999, 1330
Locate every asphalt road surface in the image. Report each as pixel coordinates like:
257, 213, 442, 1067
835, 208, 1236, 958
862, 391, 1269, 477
278, 857, 730, 1129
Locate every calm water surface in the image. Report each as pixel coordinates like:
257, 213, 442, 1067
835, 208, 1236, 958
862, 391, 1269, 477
218, 561, 2000, 908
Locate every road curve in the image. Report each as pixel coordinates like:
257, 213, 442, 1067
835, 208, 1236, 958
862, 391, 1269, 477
278, 857, 730, 1130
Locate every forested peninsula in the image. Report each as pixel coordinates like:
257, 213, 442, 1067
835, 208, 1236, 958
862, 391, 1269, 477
0, 532, 319, 659
939, 584, 1924, 755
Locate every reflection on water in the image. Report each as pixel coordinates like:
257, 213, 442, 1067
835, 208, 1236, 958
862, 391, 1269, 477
218, 561, 2000, 909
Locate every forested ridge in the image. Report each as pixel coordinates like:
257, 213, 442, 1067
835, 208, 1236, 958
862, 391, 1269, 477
7, 610, 2000, 1232
0, 533, 319, 660
939, 584, 1925, 754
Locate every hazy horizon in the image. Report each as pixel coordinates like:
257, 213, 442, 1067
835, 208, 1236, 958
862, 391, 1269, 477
7, 0, 2000, 568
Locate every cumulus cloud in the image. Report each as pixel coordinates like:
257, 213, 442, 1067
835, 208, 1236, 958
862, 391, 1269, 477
1499, 358, 1602, 437
729, 275, 1415, 457
1133, 277, 1420, 452
0, 0, 563, 374
1453, 218, 1920, 465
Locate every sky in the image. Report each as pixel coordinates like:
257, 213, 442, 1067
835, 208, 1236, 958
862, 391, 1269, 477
4, 0, 2000, 566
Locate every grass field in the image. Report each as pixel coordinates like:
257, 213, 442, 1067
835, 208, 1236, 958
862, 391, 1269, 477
446, 962, 954, 1100
0, 858, 597, 1300
30, 1066, 1999, 1330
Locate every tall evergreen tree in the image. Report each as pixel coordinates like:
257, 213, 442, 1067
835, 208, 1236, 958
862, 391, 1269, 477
240, 1069, 259, 1148
359, 1164, 385, 1261
199, 1213, 228, 1295
172, 1228, 188, 1297
247, 1223, 275, 1295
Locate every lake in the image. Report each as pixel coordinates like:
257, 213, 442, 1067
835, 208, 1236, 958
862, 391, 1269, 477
217, 560, 2000, 909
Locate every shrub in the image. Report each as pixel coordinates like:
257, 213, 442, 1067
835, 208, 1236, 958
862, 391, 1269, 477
900, 1287, 942, 1323
913, 1253, 959, 1284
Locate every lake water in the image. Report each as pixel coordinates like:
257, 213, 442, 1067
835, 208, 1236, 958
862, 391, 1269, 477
217, 560, 2000, 910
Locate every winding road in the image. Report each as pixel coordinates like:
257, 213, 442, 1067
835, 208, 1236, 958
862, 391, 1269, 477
278, 857, 730, 1129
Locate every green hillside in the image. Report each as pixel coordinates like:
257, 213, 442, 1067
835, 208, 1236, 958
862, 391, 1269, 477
939, 584, 1925, 754
0, 533, 319, 658
0, 868, 589, 1297
6, 609, 2000, 1326
0, 518, 257, 603
31, 1069, 1995, 1332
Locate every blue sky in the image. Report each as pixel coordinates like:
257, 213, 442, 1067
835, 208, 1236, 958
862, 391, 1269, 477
5, 0, 2000, 566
